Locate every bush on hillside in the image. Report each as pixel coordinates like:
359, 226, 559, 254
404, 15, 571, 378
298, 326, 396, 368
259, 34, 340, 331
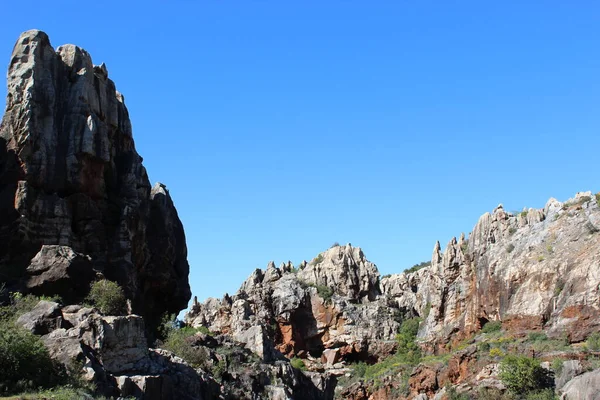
481, 321, 502, 333
162, 326, 207, 368
316, 284, 334, 302
0, 319, 65, 394
499, 355, 554, 395
587, 332, 600, 351
396, 317, 421, 364
87, 279, 127, 315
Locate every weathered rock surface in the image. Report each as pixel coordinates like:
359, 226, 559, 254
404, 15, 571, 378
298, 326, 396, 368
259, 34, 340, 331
16, 300, 63, 334
0, 30, 190, 327
188, 192, 600, 399
560, 368, 600, 400
186, 244, 401, 366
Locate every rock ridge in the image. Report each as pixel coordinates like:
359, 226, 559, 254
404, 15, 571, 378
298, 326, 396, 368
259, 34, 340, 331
0, 30, 190, 328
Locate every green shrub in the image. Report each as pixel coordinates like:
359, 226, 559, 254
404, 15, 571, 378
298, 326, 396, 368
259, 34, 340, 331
395, 317, 421, 364
506, 243, 515, 253
596, 192, 600, 207
477, 387, 516, 400
446, 385, 469, 400
404, 261, 431, 274
0, 319, 65, 394
525, 389, 558, 400
587, 332, 600, 351
162, 326, 206, 368
316, 285, 334, 302
478, 342, 491, 353
87, 279, 127, 315
528, 332, 548, 342
520, 210, 529, 218
499, 355, 554, 395
489, 348, 505, 357
509, 227, 517, 235
482, 321, 502, 333
291, 357, 306, 371
551, 358, 563, 375
311, 254, 324, 265
422, 302, 432, 319
352, 361, 367, 378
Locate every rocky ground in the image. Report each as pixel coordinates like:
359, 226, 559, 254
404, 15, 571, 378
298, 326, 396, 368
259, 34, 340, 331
1, 29, 599, 400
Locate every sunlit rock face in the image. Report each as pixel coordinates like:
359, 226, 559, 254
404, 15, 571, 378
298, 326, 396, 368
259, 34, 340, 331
0, 30, 191, 327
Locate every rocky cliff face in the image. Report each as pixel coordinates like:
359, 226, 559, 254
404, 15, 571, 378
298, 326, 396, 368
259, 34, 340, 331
187, 192, 600, 399
187, 244, 401, 368
0, 30, 191, 327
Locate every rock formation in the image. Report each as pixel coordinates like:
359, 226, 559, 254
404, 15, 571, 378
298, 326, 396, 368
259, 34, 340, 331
0, 30, 191, 329
186, 244, 401, 367
187, 192, 600, 399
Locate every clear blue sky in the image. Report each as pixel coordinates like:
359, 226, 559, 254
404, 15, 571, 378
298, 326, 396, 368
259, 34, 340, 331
1, 1, 599, 305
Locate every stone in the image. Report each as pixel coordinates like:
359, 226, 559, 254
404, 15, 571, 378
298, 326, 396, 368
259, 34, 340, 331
16, 300, 63, 334
0, 30, 190, 327
561, 368, 600, 400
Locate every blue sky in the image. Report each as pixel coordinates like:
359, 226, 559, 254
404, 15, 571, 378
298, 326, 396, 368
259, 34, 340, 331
1, 1, 599, 304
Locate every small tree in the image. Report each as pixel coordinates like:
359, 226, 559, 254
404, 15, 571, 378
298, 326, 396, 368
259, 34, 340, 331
499, 355, 554, 395
87, 279, 127, 315
396, 317, 421, 364
0, 320, 64, 394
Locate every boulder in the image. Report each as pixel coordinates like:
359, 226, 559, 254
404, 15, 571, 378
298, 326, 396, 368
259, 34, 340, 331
16, 300, 63, 334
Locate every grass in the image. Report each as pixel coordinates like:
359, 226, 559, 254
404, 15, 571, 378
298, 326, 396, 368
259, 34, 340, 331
0, 387, 102, 400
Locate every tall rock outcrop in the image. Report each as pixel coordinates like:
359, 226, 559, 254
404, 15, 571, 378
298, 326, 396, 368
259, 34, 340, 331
0, 30, 191, 327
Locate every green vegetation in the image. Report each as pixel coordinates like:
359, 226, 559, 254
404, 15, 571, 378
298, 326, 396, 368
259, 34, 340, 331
422, 302, 432, 319
87, 279, 127, 315
404, 261, 431, 274
446, 385, 469, 400
316, 285, 334, 302
528, 332, 548, 342
554, 280, 564, 296
596, 192, 600, 207
520, 210, 529, 218
290, 357, 306, 371
537, 256, 545, 262
489, 348, 505, 357
551, 358, 563, 375
0, 320, 64, 394
524, 389, 558, 400
506, 243, 515, 253
499, 355, 554, 395
586, 332, 600, 351
395, 317, 422, 364
481, 321, 502, 333
460, 240, 469, 254
0, 294, 82, 396
509, 226, 517, 235
162, 326, 207, 368
311, 254, 324, 265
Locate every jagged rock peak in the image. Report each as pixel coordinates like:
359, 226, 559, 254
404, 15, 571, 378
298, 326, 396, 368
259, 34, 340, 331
297, 244, 381, 301
0, 30, 191, 328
